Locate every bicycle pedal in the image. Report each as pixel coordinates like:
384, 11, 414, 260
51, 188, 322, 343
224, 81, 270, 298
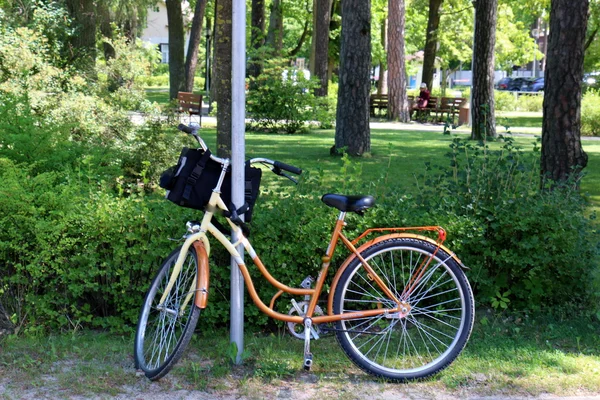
303, 353, 313, 371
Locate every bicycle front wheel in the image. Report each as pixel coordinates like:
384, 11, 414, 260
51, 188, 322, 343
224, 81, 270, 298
333, 237, 474, 381
134, 246, 201, 380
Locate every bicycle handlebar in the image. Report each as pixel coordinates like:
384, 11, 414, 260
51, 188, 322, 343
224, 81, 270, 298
274, 161, 302, 175
177, 124, 302, 183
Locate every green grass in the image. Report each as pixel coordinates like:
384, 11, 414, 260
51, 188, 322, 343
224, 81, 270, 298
194, 127, 599, 208
145, 88, 170, 107
497, 111, 543, 129
1, 315, 599, 398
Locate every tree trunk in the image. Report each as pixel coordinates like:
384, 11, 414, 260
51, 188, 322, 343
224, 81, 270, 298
166, 0, 185, 100
314, 0, 331, 96
334, 0, 371, 156
288, 20, 310, 57
183, 0, 208, 92
377, 16, 387, 95
97, 1, 115, 61
470, 0, 498, 140
541, 0, 589, 186
249, 0, 266, 80
266, 0, 284, 55
421, 0, 443, 90
387, 0, 410, 122
215, 0, 232, 158
65, 0, 97, 74
0, 300, 14, 335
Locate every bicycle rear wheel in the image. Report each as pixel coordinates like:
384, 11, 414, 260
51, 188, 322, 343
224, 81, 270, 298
333, 237, 474, 381
134, 246, 201, 380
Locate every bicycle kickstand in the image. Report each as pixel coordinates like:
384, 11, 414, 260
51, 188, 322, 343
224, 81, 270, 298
303, 317, 313, 371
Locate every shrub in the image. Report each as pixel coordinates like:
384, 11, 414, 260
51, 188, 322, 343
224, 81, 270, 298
494, 90, 517, 111
246, 59, 333, 133
414, 137, 599, 316
581, 89, 600, 136
516, 93, 543, 112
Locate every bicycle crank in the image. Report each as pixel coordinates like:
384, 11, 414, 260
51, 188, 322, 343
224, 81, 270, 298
286, 300, 323, 340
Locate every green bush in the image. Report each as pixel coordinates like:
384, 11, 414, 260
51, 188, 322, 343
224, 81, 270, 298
494, 90, 517, 111
581, 89, 600, 136
516, 93, 544, 112
246, 59, 334, 133
414, 137, 599, 316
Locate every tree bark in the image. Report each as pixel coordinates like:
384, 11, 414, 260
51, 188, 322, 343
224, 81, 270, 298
0, 300, 14, 335
421, 0, 443, 90
266, 0, 284, 55
387, 0, 410, 122
166, 0, 185, 99
541, 0, 589, 186
314, 0, 332, 96
377, 16, 387, 95
215, 0, 232, 158
470, 0, 498, 139
249, 0, 266, 79
97, 1, 115, 61
334, 0, 371, 156
183, 0, 208, 92
65, 0, 97, 74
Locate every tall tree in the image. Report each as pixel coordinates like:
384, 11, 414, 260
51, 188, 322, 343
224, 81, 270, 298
540, 0, 589, 186
183, 0, 208, 92
388, 0, 410, 121
266, 0, 284, 55
165, 0, 185, 99
97, 1, 116, 61
249, 0, 266, 79
421, 0, 443, 89
65, 0, 97, 74
215, 0, 232, 157
334, 0, 371, 156
314, 0, 332, 96
470, 0, 498, 139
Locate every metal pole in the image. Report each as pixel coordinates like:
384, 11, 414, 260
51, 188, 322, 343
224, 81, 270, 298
230, 0, 247, 365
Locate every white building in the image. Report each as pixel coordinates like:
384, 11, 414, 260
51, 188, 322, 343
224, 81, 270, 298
140, 2, 191, 63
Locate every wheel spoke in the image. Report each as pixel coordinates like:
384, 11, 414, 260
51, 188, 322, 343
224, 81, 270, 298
334, 239, 473, 380
134, 247, 202, 379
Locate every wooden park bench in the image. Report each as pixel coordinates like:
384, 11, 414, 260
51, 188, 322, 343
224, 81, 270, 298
413, 96, 439, 121
369, 94, 388, 117
177, 91, 202, 125
437, 97, 467, 124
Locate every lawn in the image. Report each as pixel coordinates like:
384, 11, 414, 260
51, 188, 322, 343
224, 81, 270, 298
2, 108, 599, 399
193, 125, 600, 207
0, 315, 598, 398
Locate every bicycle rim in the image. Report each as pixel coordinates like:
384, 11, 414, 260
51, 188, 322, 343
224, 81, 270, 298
334, 238, 473, 381
134, 247, 201, 380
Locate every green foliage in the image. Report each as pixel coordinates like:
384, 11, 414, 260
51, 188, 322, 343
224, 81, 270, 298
415, 137, 600, 315
494, 91, 543, 112
581, 89, 600, 136
246, 59, 334, 133
516, 94, 544, 112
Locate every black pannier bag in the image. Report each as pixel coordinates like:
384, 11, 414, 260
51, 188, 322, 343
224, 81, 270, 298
159, 147, 262, 222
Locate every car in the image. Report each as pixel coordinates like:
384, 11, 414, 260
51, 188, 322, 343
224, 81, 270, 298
508, 77, 534, 91
495, 77, 512, 90
522, 77, 544, 92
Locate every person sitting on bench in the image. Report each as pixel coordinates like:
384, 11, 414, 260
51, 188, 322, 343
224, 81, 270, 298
413, 82, 430, 110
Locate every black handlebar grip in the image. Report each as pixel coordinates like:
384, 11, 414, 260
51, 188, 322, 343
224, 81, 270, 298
274, 161, 302, 175
178, 124, 193, 134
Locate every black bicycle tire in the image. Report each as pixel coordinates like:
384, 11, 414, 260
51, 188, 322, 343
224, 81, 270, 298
333, 237, 474, 381
134, 246, 202, 380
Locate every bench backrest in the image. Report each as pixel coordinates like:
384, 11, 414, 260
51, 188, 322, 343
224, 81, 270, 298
177, 92, 202, 115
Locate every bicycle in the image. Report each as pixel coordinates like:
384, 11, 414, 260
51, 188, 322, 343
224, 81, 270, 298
134, 124, 474, 382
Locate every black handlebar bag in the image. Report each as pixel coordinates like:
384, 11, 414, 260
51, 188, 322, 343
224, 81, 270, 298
159, 147, 262, 222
